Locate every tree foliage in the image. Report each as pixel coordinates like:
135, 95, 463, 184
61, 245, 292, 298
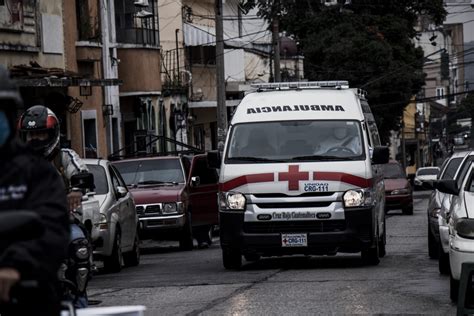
240, 0, 446, 142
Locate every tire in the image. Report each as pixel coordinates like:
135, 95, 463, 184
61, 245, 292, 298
104, 230, 123, 273
450, 272, 459, 302
438, 244, 450, 275
428, 226, 439, 259
222, 247, 242, 270
361, 229, 380, 266
244, 253, 260, 262
379, 217, 386, 258
402, 206, 413, 215
123, 230, 140, 267
179, 213, 194, 251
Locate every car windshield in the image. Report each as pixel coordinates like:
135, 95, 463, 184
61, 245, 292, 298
86, 164, 109, 195
382, 163, 405, 179
417, 168, 439, 176
114, 159, 185, 186
226, 120, 365, 163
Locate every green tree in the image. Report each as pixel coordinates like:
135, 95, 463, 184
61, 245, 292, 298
240, 0, 446, 142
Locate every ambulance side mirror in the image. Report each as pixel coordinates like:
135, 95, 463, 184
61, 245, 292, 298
207, 150, 222, 169
372, 146, 389, 165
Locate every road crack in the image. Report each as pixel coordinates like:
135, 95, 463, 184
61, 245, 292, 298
185, 269, 283, 316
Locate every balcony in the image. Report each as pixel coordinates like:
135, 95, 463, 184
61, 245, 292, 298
116, 27, 159, 46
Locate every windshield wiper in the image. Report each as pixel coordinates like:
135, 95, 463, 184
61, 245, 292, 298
137, 180, 179, 186
228, 156, 285, 162
291, 155, 358, 161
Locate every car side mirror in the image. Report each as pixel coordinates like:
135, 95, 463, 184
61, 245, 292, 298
207, 150, 222, 169
372, 146, 389, 164
422, 180, 436, 190
116, 186, 128, 198
191, 176, 201, 187
70, 172, 95, 192
436, 180, 459, 195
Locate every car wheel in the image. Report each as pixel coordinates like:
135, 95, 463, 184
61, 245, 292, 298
123, 230, 140, 267
222, 247, 242, 270
244, 253, 260, 262
438, 244, 450, 275
104, 230, 123, 273
379, 217, 386, 258
179, 212, 194, 251
450, 272, 459, 302
361, 228, 380, 266
428, 226, 439, 259
402, 206, 413, 215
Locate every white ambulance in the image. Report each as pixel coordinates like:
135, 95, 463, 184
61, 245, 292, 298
208, 81, 389, 269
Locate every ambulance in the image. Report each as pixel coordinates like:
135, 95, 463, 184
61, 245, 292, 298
208, 81, 389, 269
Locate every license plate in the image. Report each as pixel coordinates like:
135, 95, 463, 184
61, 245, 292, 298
281, 233, 308, 247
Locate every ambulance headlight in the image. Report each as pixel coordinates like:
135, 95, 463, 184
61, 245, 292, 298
343, 188, 374, 208
455, 218, 474, 239
219, 192, 246, 211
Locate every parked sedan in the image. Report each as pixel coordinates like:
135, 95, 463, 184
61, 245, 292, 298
85, 159, 140, 273
382, 161, 413, 215
437, 162, 474, 302
414, 166, 440, 190
426, 152, 466, 259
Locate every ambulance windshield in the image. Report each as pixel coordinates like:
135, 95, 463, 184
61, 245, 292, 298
226, 120, 365, 162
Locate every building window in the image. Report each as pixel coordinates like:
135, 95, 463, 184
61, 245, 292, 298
436, 87, 445, 100
76, 0, 100, 42
0, 0, 24, 30
81, 110, 98, 158
188, 46, 216, 65
115, 0, 160, 46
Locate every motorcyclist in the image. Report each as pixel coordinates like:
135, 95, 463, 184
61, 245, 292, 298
18, 105, 89, 212
0, 67, 69, 315
18, 105, 93, 308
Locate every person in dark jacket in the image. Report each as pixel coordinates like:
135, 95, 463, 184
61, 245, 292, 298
0, 66, 69, 316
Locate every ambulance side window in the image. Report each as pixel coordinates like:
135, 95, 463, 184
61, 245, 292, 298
368, 121, 381, 146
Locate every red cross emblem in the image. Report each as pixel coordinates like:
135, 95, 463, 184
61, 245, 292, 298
278, 165, 309, 191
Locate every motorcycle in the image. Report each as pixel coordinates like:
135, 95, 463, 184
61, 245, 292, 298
58, 172, 97, 308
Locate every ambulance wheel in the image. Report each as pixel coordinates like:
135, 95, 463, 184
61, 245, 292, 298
361, 229, 380, 265
244, 253, 260, 262
378, 218, 386, 258
438, 245, 450, 275
222, 247, 242, 270
450, 272, 459, 302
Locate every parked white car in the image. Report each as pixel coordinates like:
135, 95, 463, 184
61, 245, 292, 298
414, 166, 440, 190
85, 159, 140, 273
437, 161, 474, 302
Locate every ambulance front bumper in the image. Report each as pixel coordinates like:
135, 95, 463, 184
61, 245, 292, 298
219, 207, 375, 256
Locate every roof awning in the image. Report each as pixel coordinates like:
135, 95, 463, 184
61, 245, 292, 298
189, 100, 240, 108
183, 23, 216, 46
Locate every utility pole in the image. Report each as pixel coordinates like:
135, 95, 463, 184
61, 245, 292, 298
272, 0, 281, 82
215, 0, 227, 152
401, 119, 406, 170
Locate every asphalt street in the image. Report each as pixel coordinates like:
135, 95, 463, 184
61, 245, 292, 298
88, 190, 456, 315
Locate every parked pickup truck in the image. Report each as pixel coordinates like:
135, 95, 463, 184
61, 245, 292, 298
113, 154, 219, 250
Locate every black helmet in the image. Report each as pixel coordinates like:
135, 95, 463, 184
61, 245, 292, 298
0, 66, 22, 148
18, 105, 60, 160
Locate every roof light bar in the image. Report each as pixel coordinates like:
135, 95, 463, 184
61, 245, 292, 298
250, 81, 350, 91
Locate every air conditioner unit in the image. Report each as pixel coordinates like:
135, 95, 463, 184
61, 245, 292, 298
134, 0, 149, 7
136, 9, 153, 18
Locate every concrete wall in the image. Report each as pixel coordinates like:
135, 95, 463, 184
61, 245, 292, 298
0, 0, 64, 68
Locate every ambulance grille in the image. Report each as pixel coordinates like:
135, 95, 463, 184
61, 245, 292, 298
256, 202, 332, 209
253, 192, 334, 198
243, 220, 346, 234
